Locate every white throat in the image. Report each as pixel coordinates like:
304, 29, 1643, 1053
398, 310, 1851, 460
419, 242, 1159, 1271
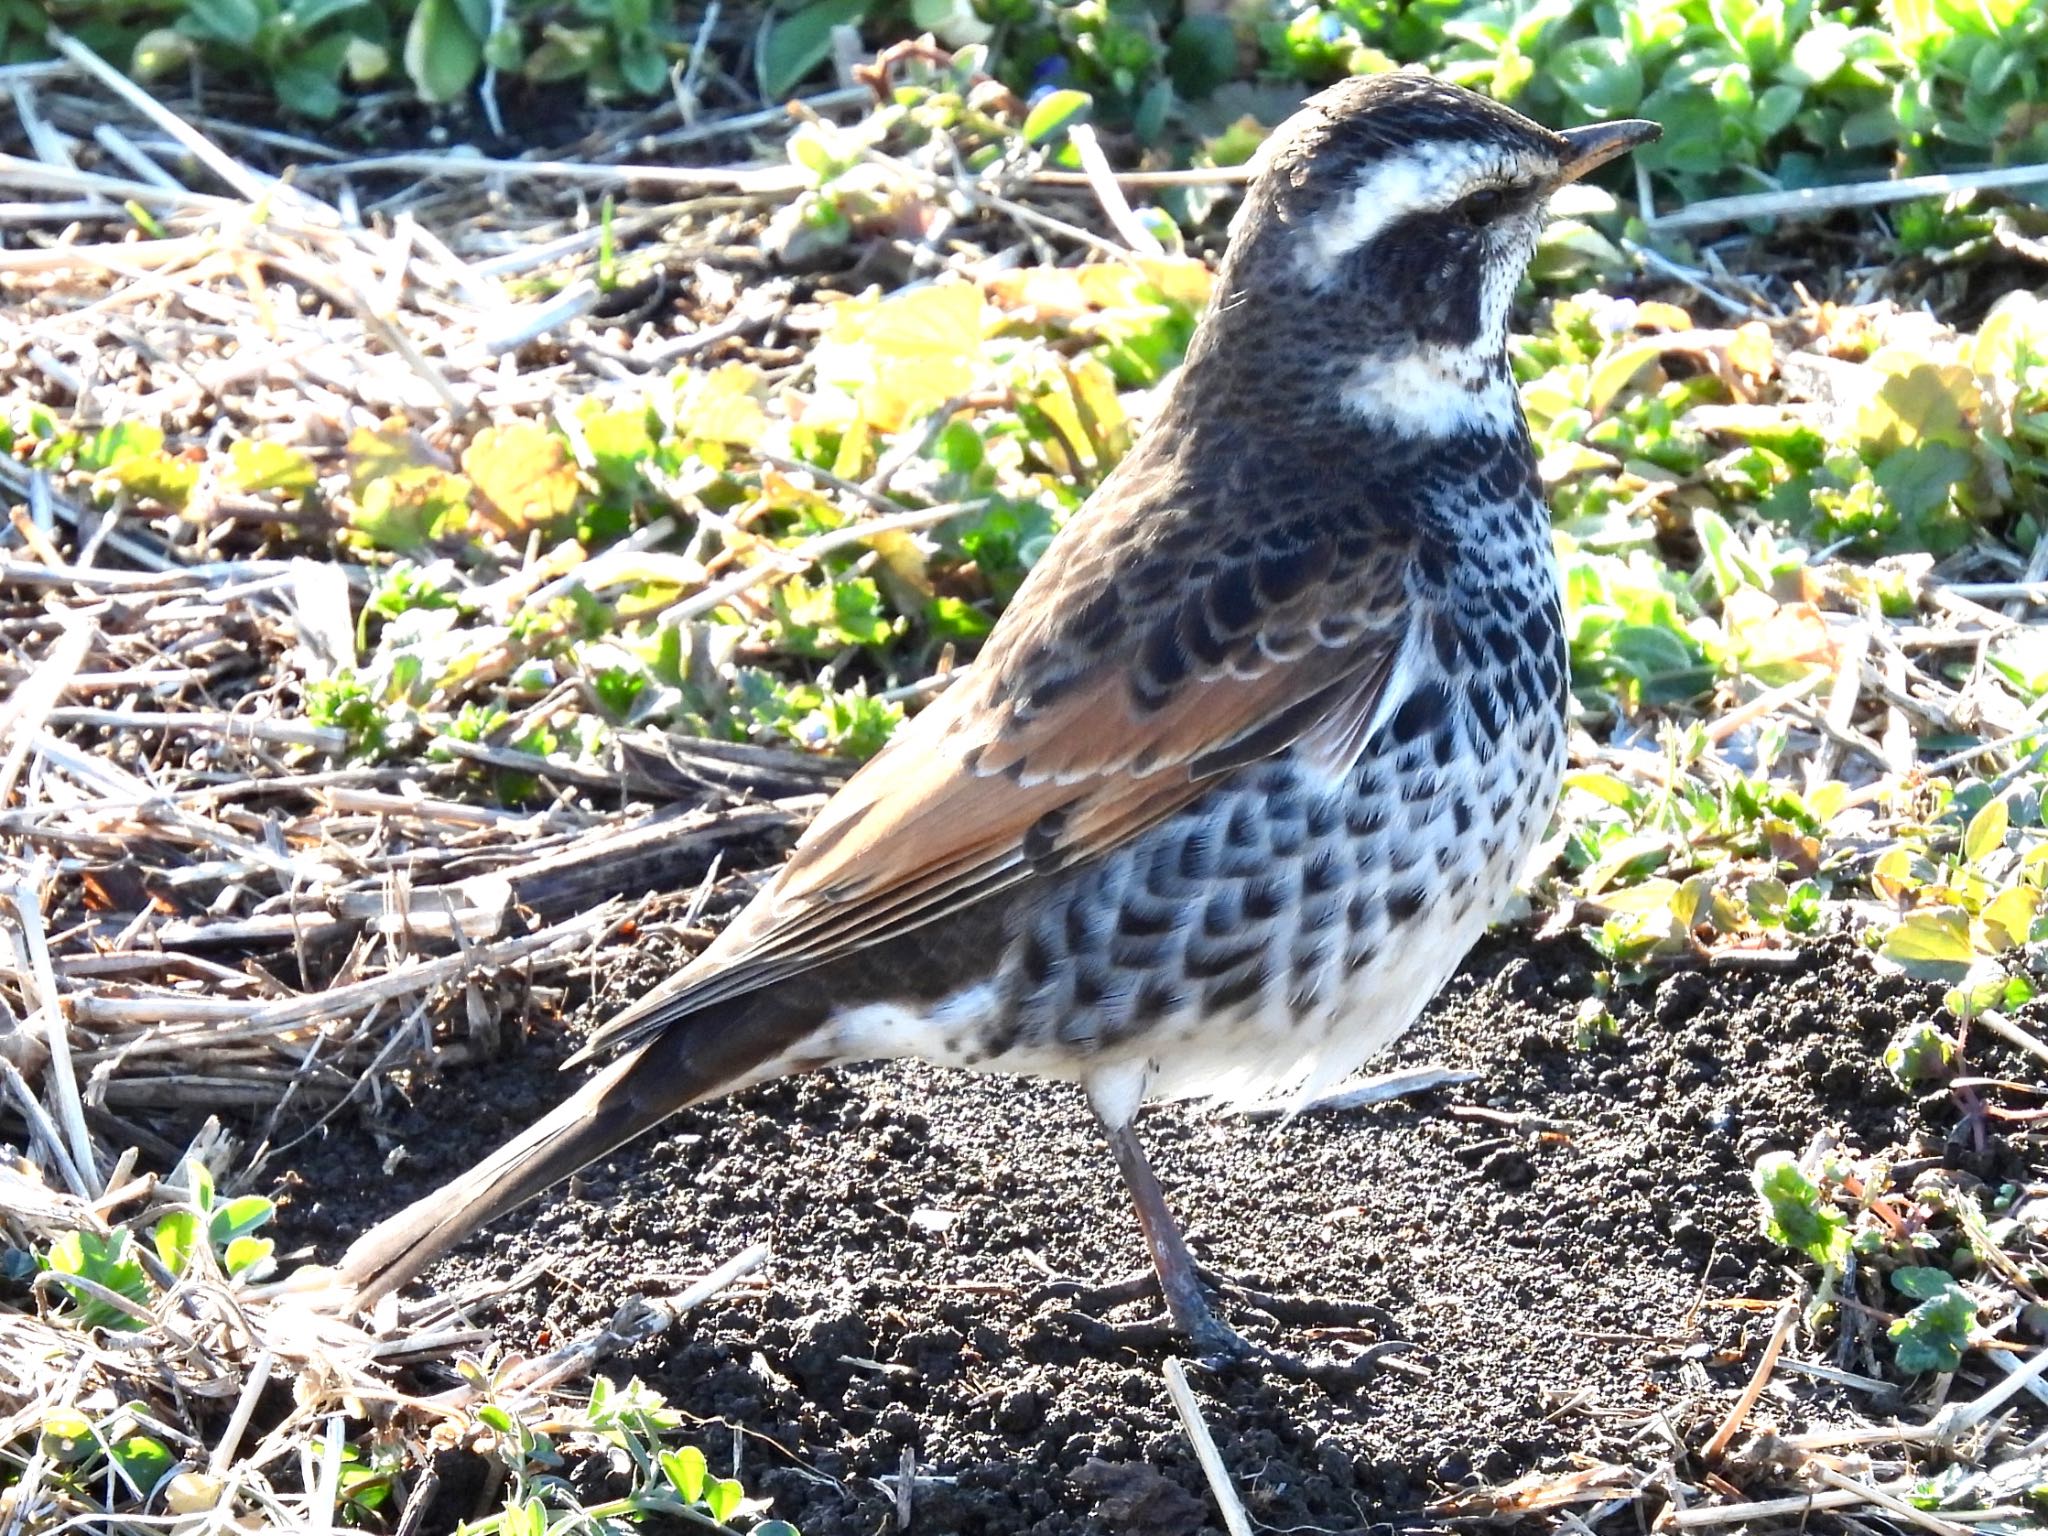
1340, 342, 1519, 437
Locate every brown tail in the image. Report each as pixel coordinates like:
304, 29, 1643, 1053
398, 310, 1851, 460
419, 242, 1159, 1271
335, 1000, 806, 1307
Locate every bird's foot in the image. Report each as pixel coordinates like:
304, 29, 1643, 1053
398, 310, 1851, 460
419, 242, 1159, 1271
1036, 1265, 1403, 1389
1041, 1263, 1397, 1331
1189, 1330, 1415, 1391
1046, 1307, 1402, 1390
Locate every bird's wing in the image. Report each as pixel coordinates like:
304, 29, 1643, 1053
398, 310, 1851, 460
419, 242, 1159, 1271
578, 460, 1420, 1059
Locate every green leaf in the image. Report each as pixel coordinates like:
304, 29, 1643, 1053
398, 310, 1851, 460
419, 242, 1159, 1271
271, 61, 344, 119
1963, 797, 2008, 864
1892, 1265, 1959, 1300
1884, 1021, 1955, 1085
39, 1412, 94, 1462
153, 1210, 201, 1276
1889, 1281, 1975, 1374
42, 1230, 151, 1330
182, 0, 264, 48
705, 1477, 743, 1524
223, 1235, 275, 1278
1549, 35, 1643, 116
211, 1198, 275, 1248
1879, 908, 1974, 981
618, 33, 670, 94
1753, 1151, 1850, 1267
404, 0, 483, 103
1754, 82, 1804, 139
1022, 88, 1093, 146
660, 1446, 706, 1503
110, 1431, 176, 1497
225, 438, 312, 493
1166, 16, 1235, 99
290, 0, 378, 29
178, 1156, 215, 1210
758, 0, 867, 99
925, 595, 993, 640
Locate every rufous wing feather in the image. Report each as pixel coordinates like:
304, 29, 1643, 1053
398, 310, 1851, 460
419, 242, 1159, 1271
576, 482, 1421, 1062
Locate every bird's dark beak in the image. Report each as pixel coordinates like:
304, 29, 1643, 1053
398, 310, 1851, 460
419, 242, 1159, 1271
1555, 119, 1661, 184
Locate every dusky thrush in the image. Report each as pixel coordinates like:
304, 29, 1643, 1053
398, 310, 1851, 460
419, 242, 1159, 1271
336, 74, 1658, 1364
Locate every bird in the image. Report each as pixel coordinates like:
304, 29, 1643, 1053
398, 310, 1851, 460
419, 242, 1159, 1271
334, 74, 1659, 1365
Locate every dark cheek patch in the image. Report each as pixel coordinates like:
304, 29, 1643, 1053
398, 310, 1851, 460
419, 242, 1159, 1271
1360, 221, 1487, 350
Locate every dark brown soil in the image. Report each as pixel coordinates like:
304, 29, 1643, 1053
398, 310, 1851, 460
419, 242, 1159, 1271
283, 932, 1998, 1535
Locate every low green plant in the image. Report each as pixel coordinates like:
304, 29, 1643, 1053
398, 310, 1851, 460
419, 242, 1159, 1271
33, 1159, 277, 1331
460, 1374, 800, 1535
1752, 1146, 2035, 1381
1887, 1265, 1977, 1374
30, 0, 2048, 235
1262, 0, 2048, 201
1870, 788, 2048, 1017
16, 1404, 180, 1514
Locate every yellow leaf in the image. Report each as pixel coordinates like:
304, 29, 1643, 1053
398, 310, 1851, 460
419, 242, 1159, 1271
1538, 441, 1621, 483
1870, 845, 1923, 904
986, 265, 1090, 319
755, 468, 842, 526
1944, 865, 1994, 912
1855, 352, 1979, 454
350, 467, 474, 551
227, 439, 317, 498
1587, 335, 1670, 416
1722, 589, 1839, 673
1805, 780, 1849, 826
1601, 878, 1680, 914
460, 423, 580, 531
1880, 908, 1974, 974
1633, 301, 1694, 332
818, 284, 985, 432
1672, 872, 1717, 933
1132, 257, 1213, 307
347, 419, 436, 495
1562, 770, 1637, 808
989, 258, 1213, 320
1067, 355, 1127, 443
867, 527, 934, 598
676, 363, 769, 446
1971, 291, 2048, 383
1726, 322, 1776, 380
831, 416, 872, 480
1980, 885, 2040, 951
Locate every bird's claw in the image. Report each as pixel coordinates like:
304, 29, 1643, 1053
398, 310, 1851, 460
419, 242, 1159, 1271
1185, 1334, 1408, 1390
1038, 1267, 1401, 1391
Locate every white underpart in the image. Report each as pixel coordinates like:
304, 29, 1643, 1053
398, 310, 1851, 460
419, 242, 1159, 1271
805, 721, 1563, 1119
1340, 344, 1520, 437
829, 981, 999, 1061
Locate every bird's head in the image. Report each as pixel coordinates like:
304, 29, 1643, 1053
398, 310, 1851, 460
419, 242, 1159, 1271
1196, 74, 1658, 437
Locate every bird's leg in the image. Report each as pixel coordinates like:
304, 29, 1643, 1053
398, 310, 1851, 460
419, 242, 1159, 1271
1093, 1108, 1257, 1364
1042, 1107, 1403, 1389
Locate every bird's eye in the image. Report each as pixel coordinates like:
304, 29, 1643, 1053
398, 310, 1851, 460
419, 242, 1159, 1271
1456, 187, 1508, 226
